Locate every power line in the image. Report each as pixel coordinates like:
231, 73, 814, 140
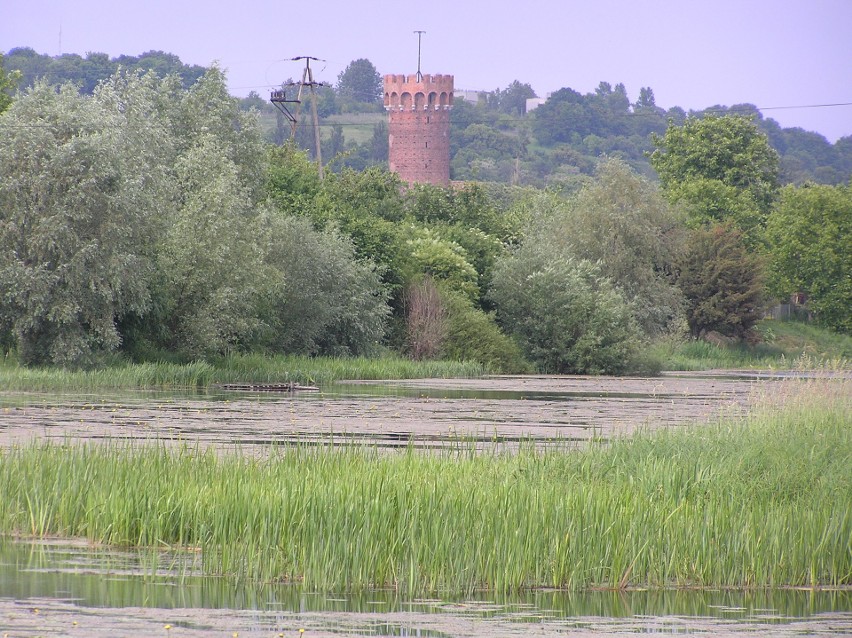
708, 101, 852, 113
269, 56, 329, 179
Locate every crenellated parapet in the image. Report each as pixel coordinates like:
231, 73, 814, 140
383, 72, 453, 186
383, 74, 454, 111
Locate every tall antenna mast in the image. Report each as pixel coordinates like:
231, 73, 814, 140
414, 30, 425, 81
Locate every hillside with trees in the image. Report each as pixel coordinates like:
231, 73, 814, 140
4, 49, 850, 187
1, 52, 849, 374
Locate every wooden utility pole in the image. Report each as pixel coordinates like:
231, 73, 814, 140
270, 56, 328, 179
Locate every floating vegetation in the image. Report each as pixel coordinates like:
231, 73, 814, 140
0, 376, 848, 594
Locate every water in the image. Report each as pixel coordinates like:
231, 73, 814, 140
0, 372, 774, 451
1, 372, 850, 635
1, 539, 849, 636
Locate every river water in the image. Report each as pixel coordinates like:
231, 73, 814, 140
1, 371, 850, 636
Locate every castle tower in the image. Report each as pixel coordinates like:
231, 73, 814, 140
383, 73, 454, 186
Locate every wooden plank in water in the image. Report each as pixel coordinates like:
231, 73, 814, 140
218, 383, 320, 392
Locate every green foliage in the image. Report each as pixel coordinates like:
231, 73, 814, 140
649, 115, 780, 242
152, 135, 268, 358
440, 289, 530, 373
766, 183, 851, 333
256, 214, 389, 356
4, 47, 206, 94
529, 159, 686, 336
265, 142, 323, 213
336, 58, 382, 106
0, 53, 21, 113
675, 224, 767, 338
8, 47, 850, 187
490, 245, 641, 375
404, 227, 480, 302
488, 80, 536, 115
173, 65, 267, 201
0, 79, 167, 366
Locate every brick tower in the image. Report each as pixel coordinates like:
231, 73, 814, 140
383, 73, 454, 186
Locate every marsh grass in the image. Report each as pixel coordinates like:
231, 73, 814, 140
0, 354, 485, 392
650, 319, 852, 371
0, 375, 848, 594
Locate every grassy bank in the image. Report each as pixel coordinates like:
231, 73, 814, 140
651, 319, 852, 371
0, 354, 485, 392
0, 376, 848, 593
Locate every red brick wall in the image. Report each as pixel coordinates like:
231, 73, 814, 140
383, 74, 454, 186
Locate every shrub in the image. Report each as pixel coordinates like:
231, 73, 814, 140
676, 223, 766, 339
440, 289, 530, 373
490, 245, 641, 375
257, 213, 389, 357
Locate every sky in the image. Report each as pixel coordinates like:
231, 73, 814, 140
3, 0, 851, 142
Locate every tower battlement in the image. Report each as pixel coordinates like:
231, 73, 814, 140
383, 73, 454, 185
383, 74, 454, 111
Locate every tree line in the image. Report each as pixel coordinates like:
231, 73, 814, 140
0, 61, 849, 372
5, 50, 849, 187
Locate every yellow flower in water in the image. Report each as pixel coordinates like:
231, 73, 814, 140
164, 624, 172, 630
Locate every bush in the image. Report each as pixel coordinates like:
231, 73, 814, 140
676, 223, 766, 339
257, 213, 389, 357
440, 290, 530, 373
403, 277, 447, 361
490, 245, 641, 375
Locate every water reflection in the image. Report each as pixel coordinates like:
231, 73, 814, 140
1, 539, 848, 621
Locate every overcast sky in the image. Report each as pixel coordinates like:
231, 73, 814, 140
3, 0, 851, 142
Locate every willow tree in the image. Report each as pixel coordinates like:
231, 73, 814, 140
0, 77, 170, 366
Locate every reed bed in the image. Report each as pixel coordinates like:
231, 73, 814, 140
0, 377, 848, 594
0, 355, 485, 392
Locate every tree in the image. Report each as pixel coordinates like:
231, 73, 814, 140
531, 87, 594, 145
151, 134, 268, 358
404, 227, 480, 302
635, 87, 656, 109
0, 78, 168, 366
649, 115, 780, 243
0, 52, 22, 113
336, 58, 382, 105
369, 121, 388, 163
256, 214, 388, 356
490, 245, 640, 375
137, 67, 270, 359
675, 224, 766, 339
493, 80, 536, 116
528, 159, 686, 336
766, 183, 851, 333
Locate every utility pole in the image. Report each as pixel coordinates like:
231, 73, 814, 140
414, 31, 425, 82
270, 56, 328, 179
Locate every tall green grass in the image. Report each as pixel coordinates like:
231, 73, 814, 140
0, 354, 485, 392
650, 319, 852, 371
0, 376, 848, 594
